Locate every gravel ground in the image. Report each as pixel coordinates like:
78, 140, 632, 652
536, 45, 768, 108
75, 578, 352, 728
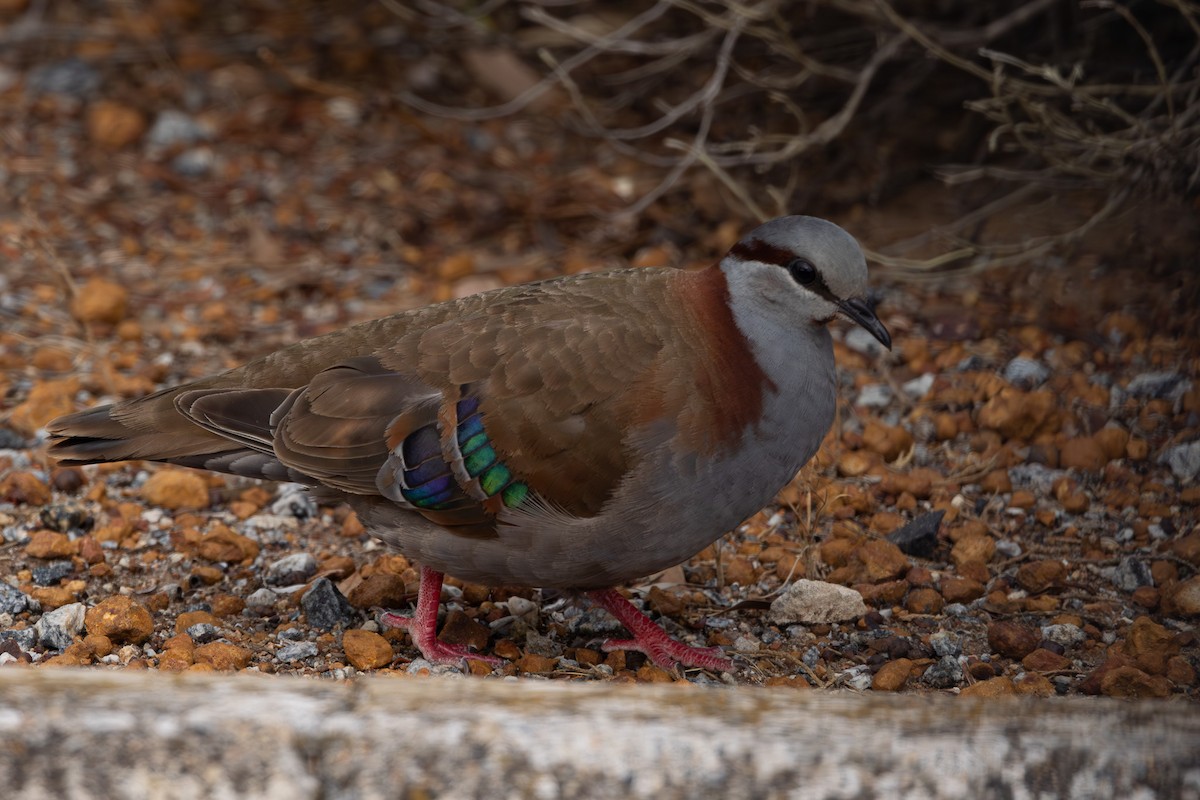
0, 5, 1197, 699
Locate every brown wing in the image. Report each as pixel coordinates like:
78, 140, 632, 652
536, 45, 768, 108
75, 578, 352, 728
49, 268, 688, 525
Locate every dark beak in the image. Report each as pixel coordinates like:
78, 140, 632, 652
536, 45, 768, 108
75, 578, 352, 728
837, 297, 892, 350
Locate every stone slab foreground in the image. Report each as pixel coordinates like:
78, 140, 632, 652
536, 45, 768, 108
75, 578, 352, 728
0, 670, 1197, 799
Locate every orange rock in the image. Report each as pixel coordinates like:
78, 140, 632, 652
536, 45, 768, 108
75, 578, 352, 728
1009, 490, 1037, 510
960, 676, 1016, 697
175, 610, 219, 634
163, 633, 194, 654
1014, 673, 1055, 697
9, 378, 81, 436
1173, 534, 1200, 567
1125, 438, 1150, 460
987, 621, 1039, 659
85, 596, 154, 644
437, 609, 490, 652
862, 421, 913, 461
71, 278, 129, 325
342, 629, 394, 670
1053, 478, 1090, 513
1100, 666, 1172, 698
836, 450, 876, 477
158, 648, 196, 671
854, 539, 910, 582
1121, 616, 1180, 675
86, 101, 147, 148
32, 346, 73, 372
1023, 595, 1058, 613
1131, 586, 1159, 609
647, 585, 685, 616
516, 653, 557, 674
818, 537, 858, 568
855, 579, 909, 606
194, 641, 253, 670
83, 633, 114, 658
636, 665, 675, 683
871, 658, 913, 691
1060, 437, 1107, 472
979, 469, 1012, 494
933, 413, 959, 441
30, 585, 79, 609
195, 524, 259, 563
141, 469, 210, 510
977, 389, 1057, 440
951, 535, 995, 567
341, 511, 366, 537
320, 556, 358, 581
1093, 426, 1130, 460
1163, 577, 1200, 617
940, 577, 985, 604
190, 565, 224, 586
210, 594, 246, 618
573, 648, 602, 666
436, 252, 476, 281
1021, 648, 1070, 672
344, 571, 411, 609
0, 471, 52, 505
763, 675, 810, 689
905, 587, 944, 614
24, 529, 77, 559
493, 639, 522, 660
1015, 560, 1065, 593
1166, 655, 1196, 687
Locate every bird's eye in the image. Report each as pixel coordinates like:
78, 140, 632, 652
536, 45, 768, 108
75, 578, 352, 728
787, 258, 817, 285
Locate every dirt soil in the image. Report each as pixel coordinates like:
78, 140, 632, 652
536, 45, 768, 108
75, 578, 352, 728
1, 3, 1198, 699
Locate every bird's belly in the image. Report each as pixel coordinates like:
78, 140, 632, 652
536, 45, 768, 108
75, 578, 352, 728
358, 408, 827, 590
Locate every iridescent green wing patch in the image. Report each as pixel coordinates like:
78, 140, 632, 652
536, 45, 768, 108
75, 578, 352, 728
455, 393, 529, 509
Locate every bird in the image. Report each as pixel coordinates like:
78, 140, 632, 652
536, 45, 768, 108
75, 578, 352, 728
47, 215, 891, 673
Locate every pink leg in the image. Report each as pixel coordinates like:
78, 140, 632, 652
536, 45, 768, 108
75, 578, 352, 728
587, 589, 733, 672
379, 565, 502, 666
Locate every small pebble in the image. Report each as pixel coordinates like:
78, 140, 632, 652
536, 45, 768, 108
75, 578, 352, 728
1041, 623, 1089, 652
929, 631, 962, 657
2, 629, 38, 652
271, 485, 318, 519
35, 602, 86, 651
146, 110, 208, 149
994, 540, 1022, 558
922, 655, 964, 688
842, 665, 874, 691
1111, 557, 1154, 592
246, 588, 277, 612
1003, 357, 1050, 388
1125, 371, 1187, 400
902, 373, 935, 398
1160, 440, 1200, 482
186, 623, 220, 643
886, 511, 944, 558
276, 641, 319, 663
265, 553, 318, 587
855, 384, 893, 409
27, 58, 101, 97
301, 578, 359, 629
0, 582, 34, 615
32, 560, 74, 587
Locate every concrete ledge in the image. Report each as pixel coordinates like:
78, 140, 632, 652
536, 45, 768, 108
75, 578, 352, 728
1, 670, 1197, 799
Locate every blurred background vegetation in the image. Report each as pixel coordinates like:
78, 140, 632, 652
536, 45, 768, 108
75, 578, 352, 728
1, 0, 1196, 284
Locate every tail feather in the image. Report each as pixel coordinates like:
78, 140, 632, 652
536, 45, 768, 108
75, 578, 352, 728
47, 387, 243, 467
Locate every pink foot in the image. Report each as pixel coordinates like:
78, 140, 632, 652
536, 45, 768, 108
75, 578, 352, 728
379, 565, 502, 667
587, 588, 733, 672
